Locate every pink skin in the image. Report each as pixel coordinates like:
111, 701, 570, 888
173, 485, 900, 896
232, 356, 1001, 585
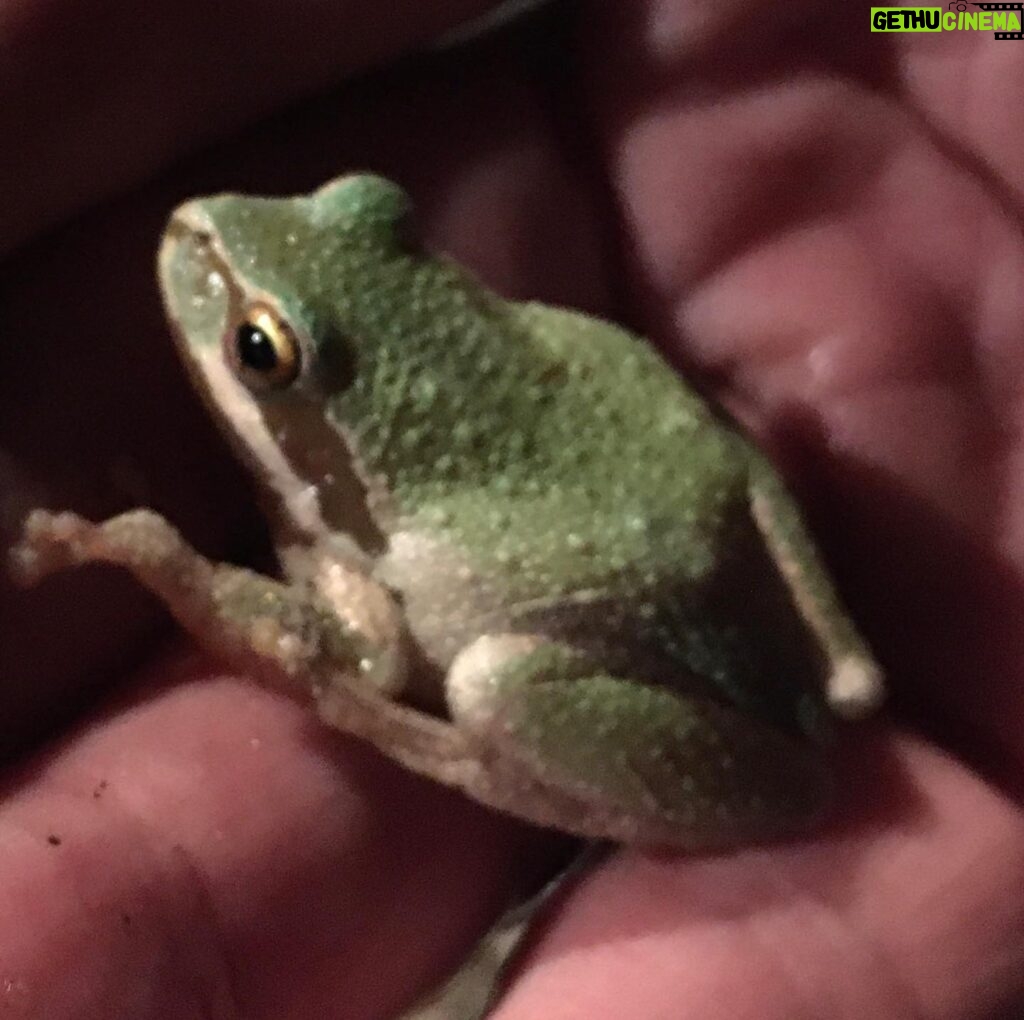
2, 1, 1024, 1017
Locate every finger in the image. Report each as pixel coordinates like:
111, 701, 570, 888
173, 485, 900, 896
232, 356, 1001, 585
584, 0, 1024, 768
0, 649, 545, 1020
890, 3, 1024, 203
494, 731, 1024, 1018
0, 0, 502, 254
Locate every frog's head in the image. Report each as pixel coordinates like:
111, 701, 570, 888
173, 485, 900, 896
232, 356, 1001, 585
158, 174, 521, 553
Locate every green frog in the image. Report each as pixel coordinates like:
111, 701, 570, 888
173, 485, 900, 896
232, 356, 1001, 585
14, 173, 882, 850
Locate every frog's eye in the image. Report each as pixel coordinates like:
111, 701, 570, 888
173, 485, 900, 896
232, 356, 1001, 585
228, 305, 301, 391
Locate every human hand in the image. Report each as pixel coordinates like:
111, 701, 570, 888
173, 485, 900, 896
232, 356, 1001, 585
2, 2, 1023, 1018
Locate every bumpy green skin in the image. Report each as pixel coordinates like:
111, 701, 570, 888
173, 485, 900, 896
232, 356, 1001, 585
145, 174, 883, 846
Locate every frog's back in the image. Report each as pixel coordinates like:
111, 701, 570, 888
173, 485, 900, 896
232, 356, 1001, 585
454, 300, 757, 603
480, 303, 827, 740
376, 295, 759, 611
512, 301, 748, 519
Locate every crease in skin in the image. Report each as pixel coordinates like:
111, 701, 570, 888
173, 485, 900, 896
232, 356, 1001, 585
434, 0, 554, 48
160, 839, 246, 1019
699, 848, 915, 1019
2, 768, 245, 1018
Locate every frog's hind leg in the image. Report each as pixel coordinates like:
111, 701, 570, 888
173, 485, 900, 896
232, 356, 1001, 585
446, 635, 831, 849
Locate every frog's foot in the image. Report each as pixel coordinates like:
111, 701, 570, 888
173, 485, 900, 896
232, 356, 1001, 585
445, 635, 832, 849
14, 509, 179, 585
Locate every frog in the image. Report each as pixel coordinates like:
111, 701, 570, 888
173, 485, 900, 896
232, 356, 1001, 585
12, 173, 883, 852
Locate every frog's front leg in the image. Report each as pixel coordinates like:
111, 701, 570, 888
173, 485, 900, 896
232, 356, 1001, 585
12, 509, 481, 785
14, 509, 400, 693
446, 636, 832, 849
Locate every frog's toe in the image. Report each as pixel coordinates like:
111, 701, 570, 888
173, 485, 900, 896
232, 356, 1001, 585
828, 655, 886, 719
11, 510, 97, 583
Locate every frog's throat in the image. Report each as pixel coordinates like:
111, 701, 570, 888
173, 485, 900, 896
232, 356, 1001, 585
157, 212, 390, 557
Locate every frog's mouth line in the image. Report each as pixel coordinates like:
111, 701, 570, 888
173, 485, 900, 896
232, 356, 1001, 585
157, 212, 388, 559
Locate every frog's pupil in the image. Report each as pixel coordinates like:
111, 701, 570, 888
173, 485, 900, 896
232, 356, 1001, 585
236, 324, 278, 372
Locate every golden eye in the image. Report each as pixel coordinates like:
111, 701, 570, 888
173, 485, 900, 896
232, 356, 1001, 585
228, 304, 301, 390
